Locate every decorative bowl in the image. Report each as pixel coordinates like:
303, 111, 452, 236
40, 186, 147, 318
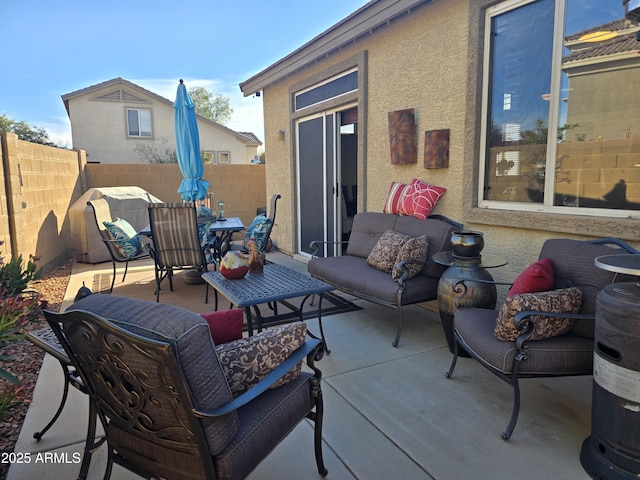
219, 251, 250, 279
450, 230, 485, 258
220, 265, 249, 280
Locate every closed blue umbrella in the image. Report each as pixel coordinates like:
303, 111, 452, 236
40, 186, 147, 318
174, 79, 210, 201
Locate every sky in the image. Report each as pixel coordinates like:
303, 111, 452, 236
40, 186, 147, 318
0, 0, 368, 148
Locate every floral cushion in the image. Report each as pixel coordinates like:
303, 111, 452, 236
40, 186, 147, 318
382, 182, 411, 215
244, 214, 272, 251
214, 322, 306, 397
494, 287, 583, 342
398, 178, 447, 220
508, 258, 555, 296
392, 235, 429, 281
366, 230, 411, 273
103, 218, 143, 260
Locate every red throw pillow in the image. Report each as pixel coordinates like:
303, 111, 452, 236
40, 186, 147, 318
508, 258, 555, 296
399, 178, 447, 220
383, 181, 411, 215
200, 309, 244, 344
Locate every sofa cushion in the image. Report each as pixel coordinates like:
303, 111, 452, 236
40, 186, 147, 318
508, 258, 554, 296
455, 307, 593, 375
367, 230, 411, 273
346, 212, 400, 258
214, 322, 306, 396
308, 255, 439, 305
392, 235, 428, 281
399, 179, 446, 220
494, 287, 583, 342
68, 294, 237, 456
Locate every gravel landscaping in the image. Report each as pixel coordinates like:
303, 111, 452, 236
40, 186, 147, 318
0, 260, 72, 479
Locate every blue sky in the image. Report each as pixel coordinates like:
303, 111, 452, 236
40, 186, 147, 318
0, 0, 367, 147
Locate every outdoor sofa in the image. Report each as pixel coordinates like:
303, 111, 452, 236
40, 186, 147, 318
308, 211, 461, 346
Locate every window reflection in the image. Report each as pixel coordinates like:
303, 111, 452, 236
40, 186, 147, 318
482, 0, 640, 213
554, 1, 640, 209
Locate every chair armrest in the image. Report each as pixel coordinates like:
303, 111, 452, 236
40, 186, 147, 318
309, 240, 349, 257
193, 338, 324, 418
513, 310, 594, 349
395, 259, 426, 287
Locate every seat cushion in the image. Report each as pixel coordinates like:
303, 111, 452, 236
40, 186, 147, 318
454, 307, 593, 375
69, 294, 238, 456
215, 372, 316, 480
308, 255, 438, 305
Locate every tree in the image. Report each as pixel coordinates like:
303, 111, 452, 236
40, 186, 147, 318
0, 113, 58, 147
134, 138, 177, 164
188, 87, 233, 125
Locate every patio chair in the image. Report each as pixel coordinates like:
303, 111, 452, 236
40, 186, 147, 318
238, 193, 281, 254
146, 202, 209, 302
43, 294, 327, 480
445, 238, 639, 440
87, 199, 148, 293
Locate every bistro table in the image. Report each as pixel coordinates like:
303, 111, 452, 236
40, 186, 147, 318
202, 263, 334, 352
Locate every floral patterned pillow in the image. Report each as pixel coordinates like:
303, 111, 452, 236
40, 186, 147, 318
494, 287, 583, 342
366, 230, 412, 273
392, 235, 428, 281
214, 322, 306, 397
103, 218, 143, 260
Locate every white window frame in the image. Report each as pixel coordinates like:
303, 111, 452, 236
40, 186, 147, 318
126, 108, 153, 138
477, 0, 640, 219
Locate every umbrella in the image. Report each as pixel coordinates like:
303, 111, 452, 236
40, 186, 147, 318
174, 79, 210, 201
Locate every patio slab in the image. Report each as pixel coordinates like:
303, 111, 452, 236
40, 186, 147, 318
9, 251, 593, 479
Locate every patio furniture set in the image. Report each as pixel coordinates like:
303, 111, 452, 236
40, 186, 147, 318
25, 200, 640, 479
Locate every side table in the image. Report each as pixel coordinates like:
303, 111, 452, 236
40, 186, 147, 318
433, 251, 507, 354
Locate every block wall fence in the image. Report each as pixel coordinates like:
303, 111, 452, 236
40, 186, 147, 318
0, 132, 266, 273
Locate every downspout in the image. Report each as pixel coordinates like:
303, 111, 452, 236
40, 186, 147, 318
1, 133, 19, 257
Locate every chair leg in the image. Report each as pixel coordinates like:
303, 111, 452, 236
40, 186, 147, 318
445, 333, 460, 378
33, 360, 71, 440
109, 260, 116, 293
392, 304, 404, 347
309, 377, 328, 477
502, 359, 523, 441
121, 260, 129, 283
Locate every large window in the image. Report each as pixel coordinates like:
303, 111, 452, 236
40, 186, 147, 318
480, 0, 640, 217
126, 108, 152, 137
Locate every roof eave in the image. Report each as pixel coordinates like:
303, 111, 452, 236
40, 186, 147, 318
239, 0, 430, 96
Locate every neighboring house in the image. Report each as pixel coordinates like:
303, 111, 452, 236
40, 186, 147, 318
240, 0, 640, 279
62, 77, 261, 164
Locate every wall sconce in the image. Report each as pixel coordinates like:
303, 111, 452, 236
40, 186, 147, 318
277, 129, 286, 141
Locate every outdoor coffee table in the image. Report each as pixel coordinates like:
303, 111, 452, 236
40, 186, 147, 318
202, 263, 334, 352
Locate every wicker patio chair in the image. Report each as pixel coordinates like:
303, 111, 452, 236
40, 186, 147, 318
44, 293, 328, 480
87, 199, 148, 293
445, 238, 639, 440
146, 202, 209, 302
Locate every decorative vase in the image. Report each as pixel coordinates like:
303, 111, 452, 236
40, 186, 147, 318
450, 230, 485, 258
219, 251, 249, 279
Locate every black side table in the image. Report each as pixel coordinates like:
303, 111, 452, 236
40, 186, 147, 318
433, 251, 507, 354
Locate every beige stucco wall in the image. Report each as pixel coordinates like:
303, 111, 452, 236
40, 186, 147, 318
67, 83, 257, 165
258, 0, 640, 303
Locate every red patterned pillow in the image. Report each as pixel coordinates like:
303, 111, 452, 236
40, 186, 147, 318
509, 258, 555, 296
383, 181, 411, 215
201, 309, 244, 344
399, 178, 447, 220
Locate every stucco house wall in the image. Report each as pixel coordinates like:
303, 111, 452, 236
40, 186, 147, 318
244, 0, 640, 298
62, 78, 260, 165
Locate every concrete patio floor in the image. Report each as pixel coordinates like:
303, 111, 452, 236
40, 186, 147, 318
8, 251, 593, 479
